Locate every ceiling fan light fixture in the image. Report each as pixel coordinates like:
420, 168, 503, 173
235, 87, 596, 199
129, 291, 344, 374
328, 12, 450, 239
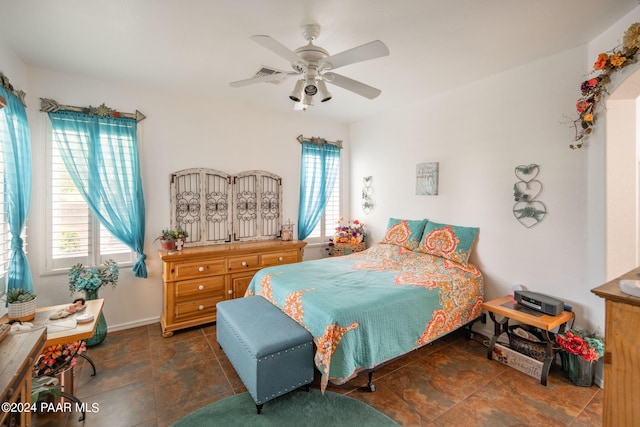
317, 80, 332, 102
304, 82, 318, 96
302, 93, 314, 106
289, 80, 304, 102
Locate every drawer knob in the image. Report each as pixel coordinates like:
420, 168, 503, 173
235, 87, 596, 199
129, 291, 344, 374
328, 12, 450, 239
241, 261, 248, 267
228, 290, 233, 295
198, 266, 205, 272
198, 305, 205, 310
278, 256, 283, 261
198, 285, 205, 290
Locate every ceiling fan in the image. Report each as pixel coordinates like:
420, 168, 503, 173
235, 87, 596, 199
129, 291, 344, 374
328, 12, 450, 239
229, 24, 390, 109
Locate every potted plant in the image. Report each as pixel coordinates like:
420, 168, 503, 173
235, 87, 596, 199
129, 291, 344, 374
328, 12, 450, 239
68, 259, 119, 346
555, 328, 604, 386
155, 227, 189, 251
7, 288, 37, 321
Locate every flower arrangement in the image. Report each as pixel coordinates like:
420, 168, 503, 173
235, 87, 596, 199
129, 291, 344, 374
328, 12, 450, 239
331, 217, 365, 245
155, 227, 188, 242
68, 259, 119, 295
570, 22, 640, 148
555, 329, 604, 362
33, 340, 87, 377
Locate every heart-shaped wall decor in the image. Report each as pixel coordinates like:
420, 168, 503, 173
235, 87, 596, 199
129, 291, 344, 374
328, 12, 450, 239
514, 164, 539, 183
514, 180, 542, 201
513, 201, 547, 228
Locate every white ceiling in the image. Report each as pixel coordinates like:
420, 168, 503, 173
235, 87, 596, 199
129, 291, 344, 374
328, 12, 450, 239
0, 0, 637, 123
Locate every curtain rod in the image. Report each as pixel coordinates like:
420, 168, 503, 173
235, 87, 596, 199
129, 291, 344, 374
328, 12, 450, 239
0, 72, 27, 107
40, 98, 146, 122
296, 134, 343, 149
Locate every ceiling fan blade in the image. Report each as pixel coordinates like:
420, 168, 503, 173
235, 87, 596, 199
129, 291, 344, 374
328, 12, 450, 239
323, 72, 382, 99
250, 35, 307, 66
229, 72, 297, 87
322, 40, 389, 70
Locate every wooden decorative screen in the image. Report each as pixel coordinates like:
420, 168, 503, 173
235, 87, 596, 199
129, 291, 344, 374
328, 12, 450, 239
170, 168, 282, 246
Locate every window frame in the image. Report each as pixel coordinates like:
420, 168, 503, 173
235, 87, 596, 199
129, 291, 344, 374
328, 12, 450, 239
302, 159, 342, 247
44, 118, 134, 274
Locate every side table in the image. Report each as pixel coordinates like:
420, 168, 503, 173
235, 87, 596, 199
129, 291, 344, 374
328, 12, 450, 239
482, 295, 574, 385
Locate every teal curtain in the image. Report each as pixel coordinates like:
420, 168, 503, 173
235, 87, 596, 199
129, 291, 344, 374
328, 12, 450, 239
48, 110, 148, 278
0, 87, 33, 295
297, 141, 341, 240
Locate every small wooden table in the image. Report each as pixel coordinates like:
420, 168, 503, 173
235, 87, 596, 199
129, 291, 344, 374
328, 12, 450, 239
1, 299, 104, 347
34, 299, 104, 347
1, 299, 104, 423
482, 295, 574, 385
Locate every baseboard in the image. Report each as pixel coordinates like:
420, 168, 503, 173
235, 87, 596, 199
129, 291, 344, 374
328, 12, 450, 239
470, 321, 494, 340
106, 316, 160, 333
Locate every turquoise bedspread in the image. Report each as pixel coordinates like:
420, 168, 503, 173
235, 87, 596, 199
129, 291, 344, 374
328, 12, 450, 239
246, 243, 484, 391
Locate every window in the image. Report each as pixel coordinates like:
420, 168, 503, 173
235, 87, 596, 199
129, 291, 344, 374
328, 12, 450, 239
305, 171, 341, 245
46, 120, 132, 272
0, 109, 11, 291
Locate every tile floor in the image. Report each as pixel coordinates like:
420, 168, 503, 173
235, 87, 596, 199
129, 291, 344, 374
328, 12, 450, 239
32, 323, 603, 427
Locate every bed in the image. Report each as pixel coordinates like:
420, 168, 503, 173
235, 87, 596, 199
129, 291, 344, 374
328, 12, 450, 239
245, 219, 484, 392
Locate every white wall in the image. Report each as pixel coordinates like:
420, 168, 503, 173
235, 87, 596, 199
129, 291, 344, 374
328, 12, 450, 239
22, 67, 349, 330
349, 47, 595, 329
0, 37, 26, 89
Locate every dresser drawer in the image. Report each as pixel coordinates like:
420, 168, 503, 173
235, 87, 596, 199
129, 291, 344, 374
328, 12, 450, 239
228, 255, 259, 271
175, 276, 225, 300
172, 259, 226, 279
159, 240, 307, 337
261, 251, 299, 267
174, 296, 223, 321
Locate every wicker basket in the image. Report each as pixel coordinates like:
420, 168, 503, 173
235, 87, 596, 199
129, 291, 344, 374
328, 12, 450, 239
330, 242, 367, 257
507, 324, 547, 362
8, 297, 37, 322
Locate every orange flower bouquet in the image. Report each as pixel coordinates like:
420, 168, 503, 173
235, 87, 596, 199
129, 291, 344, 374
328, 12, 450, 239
332, 217, 365, 244
33, 340, 87, 377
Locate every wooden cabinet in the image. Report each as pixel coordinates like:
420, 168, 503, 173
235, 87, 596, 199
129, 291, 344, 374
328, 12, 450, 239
159, 240, 306, 337
592, 267, 640, 427
0, 327, 47, 427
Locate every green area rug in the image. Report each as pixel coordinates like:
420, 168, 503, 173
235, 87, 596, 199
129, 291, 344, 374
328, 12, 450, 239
170, 389, 399, 427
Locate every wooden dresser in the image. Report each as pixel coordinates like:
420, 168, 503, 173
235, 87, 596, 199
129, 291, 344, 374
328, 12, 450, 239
159, 240, 306, 337
591, 267, 640, 427
0, 327, 47, 427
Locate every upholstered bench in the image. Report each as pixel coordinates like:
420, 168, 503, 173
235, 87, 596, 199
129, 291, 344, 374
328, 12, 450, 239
216, 295, 314, 414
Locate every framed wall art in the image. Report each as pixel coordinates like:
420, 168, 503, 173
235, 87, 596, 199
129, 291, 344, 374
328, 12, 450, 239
416, 162, 439, 195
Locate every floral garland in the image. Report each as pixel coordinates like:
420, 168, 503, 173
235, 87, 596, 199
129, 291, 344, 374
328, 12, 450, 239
555, 329, 604, 362
570, 23, 640, 149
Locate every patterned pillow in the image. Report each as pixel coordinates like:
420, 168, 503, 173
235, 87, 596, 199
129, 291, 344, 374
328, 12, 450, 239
416, 221, 479, 265
379, 218, 427, 251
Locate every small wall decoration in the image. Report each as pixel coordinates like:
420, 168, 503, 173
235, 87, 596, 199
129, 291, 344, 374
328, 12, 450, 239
513, 164, 547, 228
416, 162, 439, 195
362, 176, 374, 214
